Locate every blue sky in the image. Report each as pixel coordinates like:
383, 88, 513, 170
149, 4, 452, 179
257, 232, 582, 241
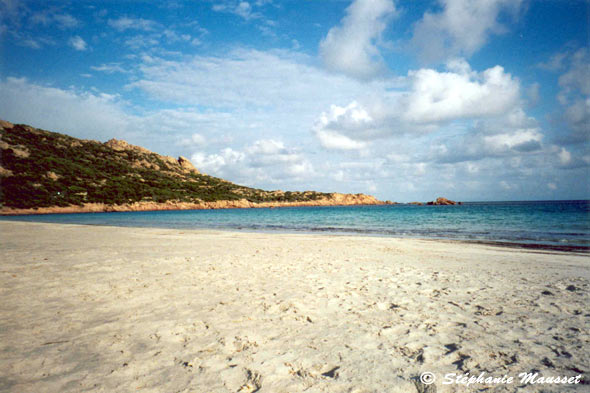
1, 0, 589, 201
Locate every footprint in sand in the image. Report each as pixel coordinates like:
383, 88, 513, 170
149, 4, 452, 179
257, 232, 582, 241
237, 369, 262, 393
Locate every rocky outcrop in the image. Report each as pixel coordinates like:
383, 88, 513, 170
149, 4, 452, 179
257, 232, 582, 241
46, 171, 60, 181
427, 197, 459, 205
104, 138, 153, 155
322, 193, 381, 205
0, 119, 13, 129
104, 139, 200, 174
0, 166, 13, 177
177, 156, 199, 174
1, 120, 388, 213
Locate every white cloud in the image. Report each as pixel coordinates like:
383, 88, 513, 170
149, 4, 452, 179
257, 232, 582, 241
192, 148, 245, 176
411, 0, 524, 62
402, 59, 520, 123
53, 13, 79, 29
319, 0, 396, 80
128, 49, 378, 112
245, 139, 304, 168
108, 17, 158, 31
90, 63, 128, 74
313, 102, 373, 150
426, 107, 543, 164
190, 133, 206, 146
0, 77, 132, 142
483, 130, 543, 153
558, 49, 590, 96
31, 12, 79, 29
558, 147, 571, 165
310, 59, 522, 150
69, 35, 87, 51
20, 38, 41, 49
114, 47, 577, 199
211, 1, 264, 20
124, 34, 160, 49
315, 129, 369, 151
235, 2, 254, 19
178, 133, 207, 149
549, 48, 590, 143
527, 82, 540, 107
563, 98, 590, 137
499, 180, 515, 190
191, 139, 314, 185
11, 32, 55, 49
538, 52, 568, 71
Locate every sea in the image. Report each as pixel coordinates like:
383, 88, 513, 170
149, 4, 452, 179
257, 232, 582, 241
2, 200, 590, 252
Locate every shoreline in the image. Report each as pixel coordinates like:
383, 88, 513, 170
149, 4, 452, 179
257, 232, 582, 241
2, 218, 589, 254
1, 221, 588, 392
0, 195, 391, 216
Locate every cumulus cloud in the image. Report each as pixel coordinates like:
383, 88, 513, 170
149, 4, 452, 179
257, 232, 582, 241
311, 59, 522, 150
116, 47, 579, 199
319, 0, 396, 80
401, 59, 520, 123
313, 102, 374, 151
179, 133, 206, 148
484, 130, 543, 153
191, 139, 314, 185
315, 129, 369, 151
425, 107, 543, 163
69, 35, 87, 51
430, 128, 543, 164
410, 0, 524, 62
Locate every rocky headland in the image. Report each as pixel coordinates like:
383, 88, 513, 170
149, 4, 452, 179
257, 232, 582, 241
0, 120, 389, 215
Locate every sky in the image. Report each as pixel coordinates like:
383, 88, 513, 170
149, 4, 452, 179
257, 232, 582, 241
0, 0, 589, 202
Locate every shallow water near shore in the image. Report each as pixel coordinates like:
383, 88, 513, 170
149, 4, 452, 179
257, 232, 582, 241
2, 200, 589, 250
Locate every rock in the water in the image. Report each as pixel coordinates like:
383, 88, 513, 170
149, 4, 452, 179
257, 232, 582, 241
427, 197, 458, 205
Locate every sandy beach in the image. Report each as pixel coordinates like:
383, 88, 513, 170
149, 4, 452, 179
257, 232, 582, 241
0, 221, 588, 392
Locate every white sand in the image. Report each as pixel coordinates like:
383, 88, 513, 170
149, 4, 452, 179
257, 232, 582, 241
0, 221, 588, 392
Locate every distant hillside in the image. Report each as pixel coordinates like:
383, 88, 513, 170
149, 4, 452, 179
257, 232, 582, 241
0, 120, 386, 214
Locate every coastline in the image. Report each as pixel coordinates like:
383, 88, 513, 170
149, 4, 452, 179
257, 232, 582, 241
0, 193, 390, 216
1, 221, 588, 392
2, 217, 589, 254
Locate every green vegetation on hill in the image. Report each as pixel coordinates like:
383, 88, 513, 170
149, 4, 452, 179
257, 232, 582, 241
0, 122, 329, 209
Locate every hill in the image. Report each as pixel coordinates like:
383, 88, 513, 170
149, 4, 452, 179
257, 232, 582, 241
0, 120, 386, 214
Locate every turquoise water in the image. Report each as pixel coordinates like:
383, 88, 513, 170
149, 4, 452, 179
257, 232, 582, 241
2, 201, 590, 251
